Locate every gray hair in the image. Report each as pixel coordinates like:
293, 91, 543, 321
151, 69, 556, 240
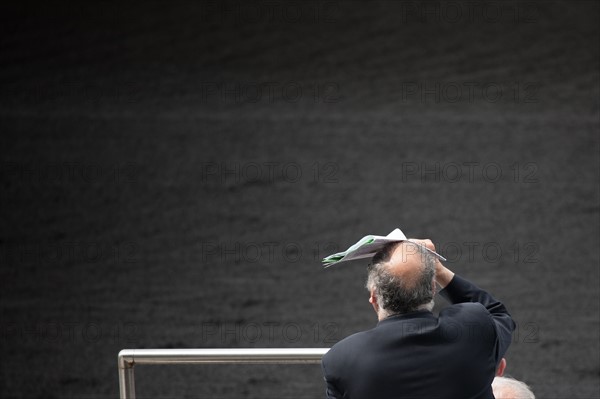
492, 376, 535, 399
366, 241, 436, 316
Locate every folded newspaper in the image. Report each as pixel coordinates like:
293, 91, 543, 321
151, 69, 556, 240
322, 228, 446, 267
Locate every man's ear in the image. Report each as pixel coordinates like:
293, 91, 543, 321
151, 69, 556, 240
496, 358, 507, 377
369, 290, 379, 313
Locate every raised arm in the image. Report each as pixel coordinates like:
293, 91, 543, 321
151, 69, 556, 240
411, 238, 516, 361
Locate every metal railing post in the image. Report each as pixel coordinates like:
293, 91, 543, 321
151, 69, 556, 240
117, 348, 329, 399
118, 350, 136, 399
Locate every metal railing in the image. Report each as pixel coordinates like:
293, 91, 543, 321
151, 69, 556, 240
117, 348, 330, 398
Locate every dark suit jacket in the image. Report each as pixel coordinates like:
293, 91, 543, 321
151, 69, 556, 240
321, 275, 516, 399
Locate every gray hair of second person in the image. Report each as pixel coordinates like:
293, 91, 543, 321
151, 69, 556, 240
366, 241, 436, 315
492, 376, 536, 399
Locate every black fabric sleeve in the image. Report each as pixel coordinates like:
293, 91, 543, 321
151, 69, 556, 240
321, 360, 342, 399
439, 274, 516, 361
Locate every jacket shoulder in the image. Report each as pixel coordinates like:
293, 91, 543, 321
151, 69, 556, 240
323, 329, 372, 362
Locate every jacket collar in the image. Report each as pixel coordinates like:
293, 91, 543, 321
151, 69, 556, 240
377, 309, 434, 326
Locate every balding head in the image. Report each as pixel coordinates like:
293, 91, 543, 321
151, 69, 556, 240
492, 377, 535, 399
366, 241, 436, 319
387, 241, 431, 287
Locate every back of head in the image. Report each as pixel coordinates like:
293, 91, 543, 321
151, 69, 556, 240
366, 241, 436, 315
492, 376, 535, 399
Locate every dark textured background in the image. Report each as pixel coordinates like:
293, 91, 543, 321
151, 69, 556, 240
0, 1, 598, 398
